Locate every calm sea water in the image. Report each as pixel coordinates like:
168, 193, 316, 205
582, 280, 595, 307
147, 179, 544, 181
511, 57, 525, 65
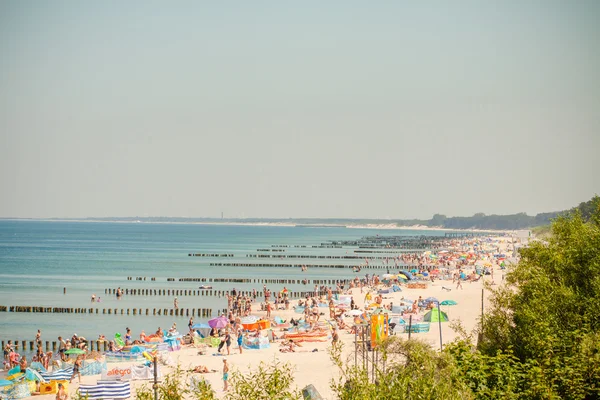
0, 220, 446, 344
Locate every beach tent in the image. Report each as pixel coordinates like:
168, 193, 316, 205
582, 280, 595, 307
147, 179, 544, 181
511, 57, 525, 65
423, 308, 449, 323
192, 323, 211, 338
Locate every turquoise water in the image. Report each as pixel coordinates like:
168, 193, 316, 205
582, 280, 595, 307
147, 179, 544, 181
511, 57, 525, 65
0, 220, 446, 343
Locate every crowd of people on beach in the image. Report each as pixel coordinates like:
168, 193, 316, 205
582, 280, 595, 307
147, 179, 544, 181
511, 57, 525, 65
1, 235, 518, 397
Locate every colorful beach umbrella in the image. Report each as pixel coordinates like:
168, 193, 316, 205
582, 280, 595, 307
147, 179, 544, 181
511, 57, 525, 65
441, 300, 458, 306
65, 348, 85, 355
0, 380, 13, 387
208, 316, 228, 329
348, 309, 363, 316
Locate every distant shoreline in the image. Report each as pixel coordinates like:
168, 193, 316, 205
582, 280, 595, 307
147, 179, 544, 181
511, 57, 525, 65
0, 217, 514, 233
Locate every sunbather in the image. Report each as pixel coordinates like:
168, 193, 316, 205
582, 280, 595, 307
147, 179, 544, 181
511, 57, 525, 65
191, 365, 217, 373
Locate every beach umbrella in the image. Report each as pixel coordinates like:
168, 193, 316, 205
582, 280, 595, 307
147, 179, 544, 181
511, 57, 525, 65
425, 297, 439, 304
208, 316, 228, 329
441, 300, 458, 306
348, 309, 363, 316
191, 323, 210, 329
382, 274, 395, 279
65, 348, 85, 355
0, 380, 13, 387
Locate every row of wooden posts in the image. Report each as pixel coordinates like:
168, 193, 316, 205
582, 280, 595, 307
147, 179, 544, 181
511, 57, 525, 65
244, 254, 413, 260
1, 340, 111, 353
1, 306, 216, 317
126, 277, 157, 281
173, 278, 350, 285
188, 253, 234, 257
104, 288, 342, 299
207, 262, 391, 269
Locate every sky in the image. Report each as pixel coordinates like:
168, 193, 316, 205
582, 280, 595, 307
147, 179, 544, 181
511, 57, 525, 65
1, 1, 599, 219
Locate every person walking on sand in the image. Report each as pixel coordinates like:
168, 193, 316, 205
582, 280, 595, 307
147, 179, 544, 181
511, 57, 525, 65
222, 358, 229, 392
456, 276, 463, 290
69, 355, 82, 383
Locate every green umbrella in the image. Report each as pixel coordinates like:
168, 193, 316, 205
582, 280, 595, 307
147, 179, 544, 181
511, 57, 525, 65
65, 348, 86, 355
440, 300, 458, 306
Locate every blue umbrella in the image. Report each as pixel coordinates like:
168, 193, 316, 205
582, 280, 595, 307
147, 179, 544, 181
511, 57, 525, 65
192, 323, 210, 329
425, 297, 439, 304
0, 380, 13, 387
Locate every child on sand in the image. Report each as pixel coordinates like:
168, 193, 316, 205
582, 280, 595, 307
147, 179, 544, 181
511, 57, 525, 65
222, 358, 229, 392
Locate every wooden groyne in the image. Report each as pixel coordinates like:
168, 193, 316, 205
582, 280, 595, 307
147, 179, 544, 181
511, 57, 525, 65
207, 262, 392, 269
244, 254, 415, 260
126, 277, 157, 281
104, 286, 345, 299
173, 278, 350, 285
1, 339, 110, 353
1, 306, 215, 318
188, 253, 234, 257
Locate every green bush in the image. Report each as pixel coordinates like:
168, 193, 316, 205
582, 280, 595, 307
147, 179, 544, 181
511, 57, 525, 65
133, 365, 216, 400
448, 198, 600, 399
330, 338, 473, 400
226, 359, 301, 400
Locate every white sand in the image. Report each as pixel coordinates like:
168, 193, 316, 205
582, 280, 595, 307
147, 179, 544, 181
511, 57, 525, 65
17, 238, 516, 400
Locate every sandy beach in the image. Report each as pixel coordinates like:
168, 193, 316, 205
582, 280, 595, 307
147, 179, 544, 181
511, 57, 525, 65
3, 235, 517, 400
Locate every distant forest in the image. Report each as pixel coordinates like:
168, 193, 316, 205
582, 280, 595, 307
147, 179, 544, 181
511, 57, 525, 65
69, 196, 600, 231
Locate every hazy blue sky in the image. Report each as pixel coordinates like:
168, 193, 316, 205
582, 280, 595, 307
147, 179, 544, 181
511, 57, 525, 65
1, 1, 598, 219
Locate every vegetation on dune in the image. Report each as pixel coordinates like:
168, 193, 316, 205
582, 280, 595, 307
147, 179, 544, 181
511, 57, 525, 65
74, 196, 599, 231
226, 359, 301, 400
329, 339, 473, 400
447, 196, 600, 399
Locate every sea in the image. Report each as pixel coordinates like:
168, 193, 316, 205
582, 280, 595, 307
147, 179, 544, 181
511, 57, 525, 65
0, 220, 449, 347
